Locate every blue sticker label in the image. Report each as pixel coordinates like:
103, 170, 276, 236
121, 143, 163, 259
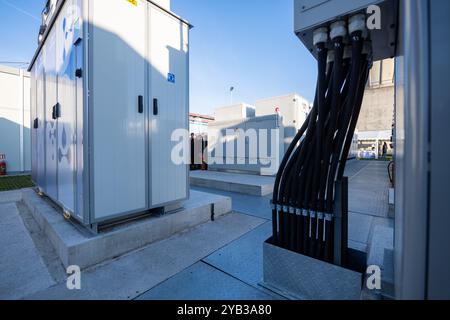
168, 73, 175, 83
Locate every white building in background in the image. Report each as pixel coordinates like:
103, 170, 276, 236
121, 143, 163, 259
0, 65, 31, 174
213, 103, 255, 122
189, 113, 214, 135
357, 58, 395, 159
255, 93, 311, 153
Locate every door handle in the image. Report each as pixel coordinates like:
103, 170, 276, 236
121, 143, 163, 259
138, 95, 144, 114
153, 98, 158, 116
52, 103, 61, 120
33, 118, 39, 129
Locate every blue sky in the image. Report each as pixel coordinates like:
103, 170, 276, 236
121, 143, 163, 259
0, 0, 317, 115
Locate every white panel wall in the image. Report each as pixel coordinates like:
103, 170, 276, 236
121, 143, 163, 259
45, 29, 59, 200
91, 0, 147, 219
0, 65, 31, 173
149, 3, 189, 206
56, 1, 78, 212
255, 94, 310, 152
214, 103, 255, 122
153, 0, 170, 10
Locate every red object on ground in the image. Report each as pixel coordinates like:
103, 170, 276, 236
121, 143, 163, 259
0, 161, 6, 176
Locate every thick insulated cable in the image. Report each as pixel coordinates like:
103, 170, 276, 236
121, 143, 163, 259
272, 108, 312, 245
337, 47, 371, 180
325, 30, 364, 214
272, 15, 372, 265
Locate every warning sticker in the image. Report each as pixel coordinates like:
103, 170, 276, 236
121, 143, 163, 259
127, 0, 138, 6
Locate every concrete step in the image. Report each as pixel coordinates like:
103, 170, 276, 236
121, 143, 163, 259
190, 171, 275, 196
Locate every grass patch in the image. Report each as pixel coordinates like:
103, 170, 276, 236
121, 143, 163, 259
0, 175, 35, 192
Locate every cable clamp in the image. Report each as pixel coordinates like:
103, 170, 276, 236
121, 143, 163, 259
317, 212, 324, 220
277, 204, 283, 212
296, 208, 302, 216
302, 209, 309, 217
270, 201, 276, 210
289, 206, 295, 214
330, 21, 347, 40
310, 211, 317, 219
283, 205, 289, 212
349, 14, 368, 38
313, 27, 328, 46
325, 213, 334, 221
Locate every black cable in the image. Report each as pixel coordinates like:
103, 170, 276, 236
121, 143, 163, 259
325, 31, 364, 213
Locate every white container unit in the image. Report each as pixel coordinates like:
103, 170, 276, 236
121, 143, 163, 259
29, 0, 190, 230
255, 94, 310, 152
214, 103, 256, 122
0, 65, 31, 174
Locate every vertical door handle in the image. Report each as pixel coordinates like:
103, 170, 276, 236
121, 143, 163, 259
55, 103, 61, 119
138, 95, 144, 114
52, 105, 57, 120
153, 98, 158, 116
33, 118, 39, 129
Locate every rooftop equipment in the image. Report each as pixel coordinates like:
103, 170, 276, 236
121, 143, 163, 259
28, 0, 191, 232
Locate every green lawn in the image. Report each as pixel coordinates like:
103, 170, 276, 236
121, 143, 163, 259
0, 175, 35, 192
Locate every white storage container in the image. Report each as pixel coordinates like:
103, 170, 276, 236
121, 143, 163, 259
29, 0, 191, 230
214, 103, 255, 122
0, 65, 31, 174
255, 94, 310, 152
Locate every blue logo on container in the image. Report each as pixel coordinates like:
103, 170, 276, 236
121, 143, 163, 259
168, 73, 176, 83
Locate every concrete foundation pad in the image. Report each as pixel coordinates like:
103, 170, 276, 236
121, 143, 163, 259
25, 213, 266, 300
21, 188, 232, 270
190, 171, 275, 196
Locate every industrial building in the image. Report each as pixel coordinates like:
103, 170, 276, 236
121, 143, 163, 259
189, 113, 214, 136
0, 65, 31, 174
357, 58, 395, 158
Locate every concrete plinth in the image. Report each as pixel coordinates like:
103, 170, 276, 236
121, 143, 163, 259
21, 189, 231, 270
190, 171, 274, 196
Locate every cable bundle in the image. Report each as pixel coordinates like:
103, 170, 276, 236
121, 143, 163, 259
271, 15, 372, 264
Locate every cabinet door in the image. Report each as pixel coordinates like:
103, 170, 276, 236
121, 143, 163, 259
91, 0, 147, 220
45, 30, 59, 201
56, 12, 77, 213
149, 5, 189, 207
33, 58, 46, 190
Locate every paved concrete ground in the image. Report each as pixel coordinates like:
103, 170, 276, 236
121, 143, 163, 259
0, 198, 55, 299
139, 160, 393, 300
0, 160, 392, 300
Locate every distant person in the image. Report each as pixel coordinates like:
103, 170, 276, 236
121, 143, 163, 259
382, 142, 388, 159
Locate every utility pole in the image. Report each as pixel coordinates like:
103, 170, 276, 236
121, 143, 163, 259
229, 86, 234, 105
